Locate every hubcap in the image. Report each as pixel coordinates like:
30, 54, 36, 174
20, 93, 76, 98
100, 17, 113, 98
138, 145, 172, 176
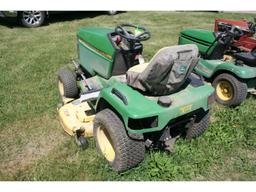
96, 126, 115, 162
58, 81, 64, 96
216, 80, 234, 101
23, 11, 42, 25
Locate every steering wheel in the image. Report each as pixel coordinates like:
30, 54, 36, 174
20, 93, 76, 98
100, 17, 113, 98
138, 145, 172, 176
218, 33, 233, 45
218, 24, 244, 45
115, 23, 151, 42
230, 25, 244, 38
218, 22, 244, 37
248, 21, 256, 33
218, 22, 232, 32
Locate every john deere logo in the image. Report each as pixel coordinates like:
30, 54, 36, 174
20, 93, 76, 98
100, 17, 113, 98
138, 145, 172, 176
178, 65, 188, 75
180, 104, 193, 114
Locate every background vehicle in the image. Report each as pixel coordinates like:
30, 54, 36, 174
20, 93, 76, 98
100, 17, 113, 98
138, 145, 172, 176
0, 11, 118, 28
179, 22, 256, 107
214, 18, 256, 52
57, 24, 215, 172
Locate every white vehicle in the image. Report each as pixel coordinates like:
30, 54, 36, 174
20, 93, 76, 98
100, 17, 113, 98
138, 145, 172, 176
0, 11, 118, 28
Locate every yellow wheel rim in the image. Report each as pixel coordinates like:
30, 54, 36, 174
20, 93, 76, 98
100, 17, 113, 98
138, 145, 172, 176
216, 80, 234, 101
58, 80, 64, 96
96, 126, 115, 162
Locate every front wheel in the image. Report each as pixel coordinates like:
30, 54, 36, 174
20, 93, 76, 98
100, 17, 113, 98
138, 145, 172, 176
107, 11, 117, 15
93, 109, 145, 172
58, 69, 79, 99
18, 11, 46, 28
212, 73, 247, 107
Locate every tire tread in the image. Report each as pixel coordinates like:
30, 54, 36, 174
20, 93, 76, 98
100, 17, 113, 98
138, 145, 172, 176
186, 111, 210, 139
94, 109, 145, 172
212, 73, 247, 107
58, 69, 78, 98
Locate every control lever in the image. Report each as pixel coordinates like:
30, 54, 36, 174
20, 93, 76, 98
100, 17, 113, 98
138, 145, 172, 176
72, 59, 92, 90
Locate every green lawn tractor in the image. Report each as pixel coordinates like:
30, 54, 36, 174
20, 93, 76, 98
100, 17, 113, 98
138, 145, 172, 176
57, 24, 215, 172
179, 23, 256, 107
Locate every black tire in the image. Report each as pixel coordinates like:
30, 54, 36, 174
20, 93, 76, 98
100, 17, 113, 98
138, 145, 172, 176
93, 109, 145, 172
75, 135, 88, 150
212, 73, 247, 107
18, 11, 46, 28
186, 110, 210, 139
58, 69, 78, 98
107, 11, 117, 15
252, 48, 256, 57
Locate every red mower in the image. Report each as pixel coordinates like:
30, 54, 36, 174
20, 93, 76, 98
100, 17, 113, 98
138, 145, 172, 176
214, 18, 256, 52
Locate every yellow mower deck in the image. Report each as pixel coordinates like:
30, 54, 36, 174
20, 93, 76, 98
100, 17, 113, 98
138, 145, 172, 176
58, 98, 94, 138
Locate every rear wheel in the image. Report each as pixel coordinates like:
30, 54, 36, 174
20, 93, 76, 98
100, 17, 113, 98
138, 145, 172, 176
58, 69, 78, 99
186, 111, 210, 139
94, 109, 145, 172
212, 73, 247, 107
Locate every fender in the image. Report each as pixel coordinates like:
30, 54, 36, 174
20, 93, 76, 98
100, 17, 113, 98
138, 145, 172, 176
95, 81, 214, 134
95, 83, 162, 134
96, 82, 160, 121
195, 59, 256, 79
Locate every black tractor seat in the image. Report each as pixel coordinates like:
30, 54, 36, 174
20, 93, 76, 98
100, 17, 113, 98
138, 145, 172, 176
233, 52, 256, 66
126, 44, 200, 96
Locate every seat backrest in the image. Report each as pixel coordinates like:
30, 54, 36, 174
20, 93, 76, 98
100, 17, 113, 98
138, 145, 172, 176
127, 44, 199, 96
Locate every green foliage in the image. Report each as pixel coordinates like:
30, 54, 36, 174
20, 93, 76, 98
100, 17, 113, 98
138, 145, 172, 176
0, 11, 255, 181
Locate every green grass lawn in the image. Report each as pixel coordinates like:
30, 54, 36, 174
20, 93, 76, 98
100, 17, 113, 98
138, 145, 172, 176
0, 11, 255, 181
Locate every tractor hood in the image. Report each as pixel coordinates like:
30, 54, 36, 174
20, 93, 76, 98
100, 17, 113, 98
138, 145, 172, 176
77, 27, 118, 79
180, 29, 216, 44
77, 27, 115, 57
179, 29, 218, 56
